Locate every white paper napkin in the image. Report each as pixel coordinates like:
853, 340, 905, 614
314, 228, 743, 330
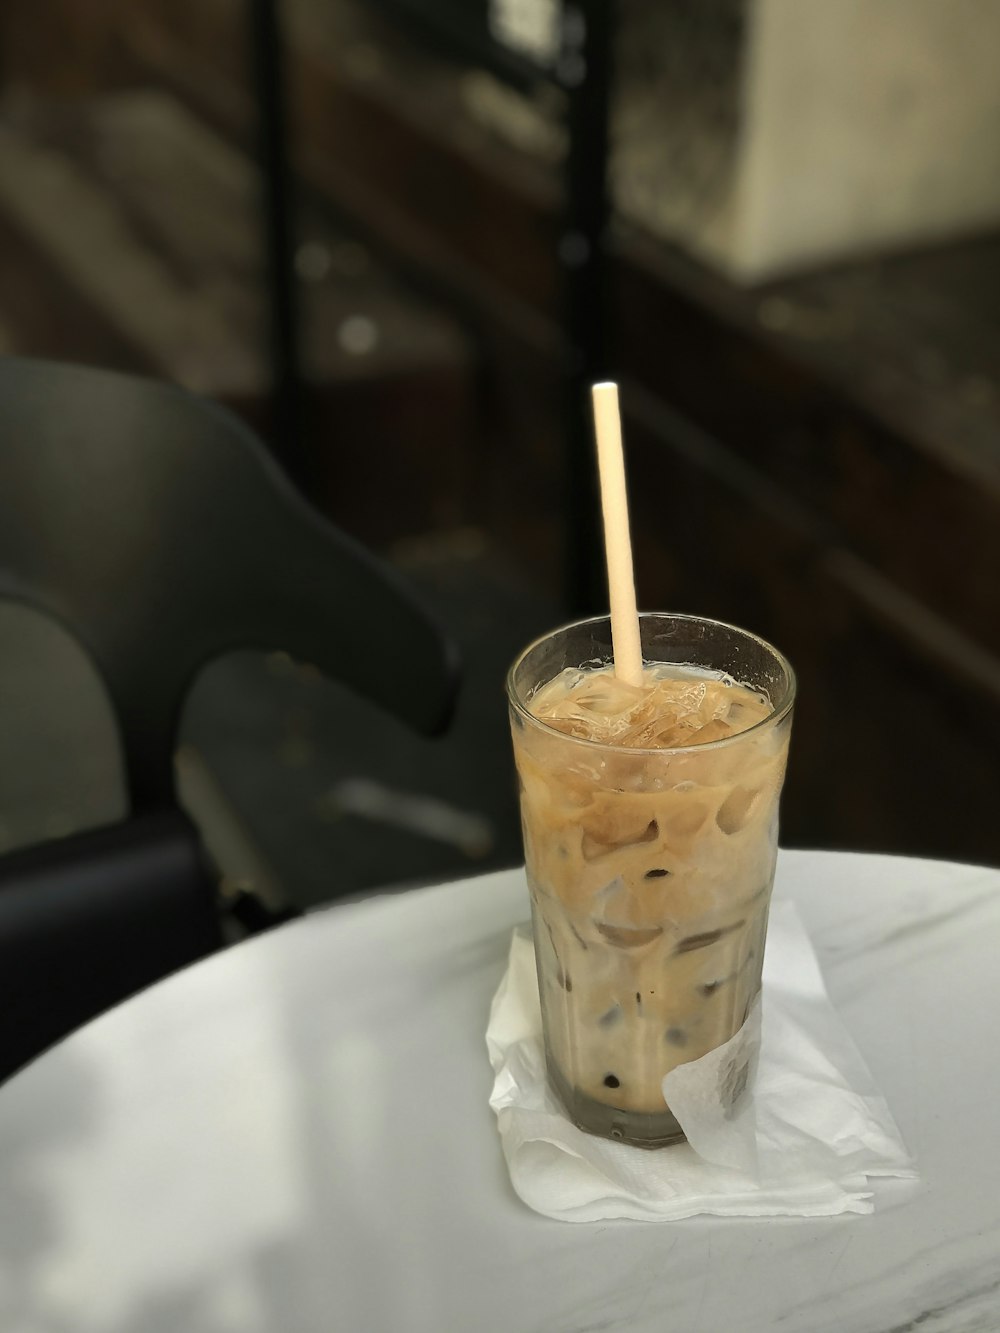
487, 898, 916, 1222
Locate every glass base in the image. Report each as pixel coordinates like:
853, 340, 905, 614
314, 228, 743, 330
547, 1058, 685, 1150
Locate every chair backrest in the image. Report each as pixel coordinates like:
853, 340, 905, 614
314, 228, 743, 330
0, 356, 460, 1077
0, 356, 459, 812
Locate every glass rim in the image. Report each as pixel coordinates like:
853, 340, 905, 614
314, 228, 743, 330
506, 611, 796, 756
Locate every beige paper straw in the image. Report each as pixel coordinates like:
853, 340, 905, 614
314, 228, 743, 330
591, 381, 643, 686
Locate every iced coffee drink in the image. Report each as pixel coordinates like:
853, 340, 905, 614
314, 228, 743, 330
507, 613, 794, 1148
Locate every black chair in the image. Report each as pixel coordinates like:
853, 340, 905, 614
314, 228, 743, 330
0, 356, 459, 1080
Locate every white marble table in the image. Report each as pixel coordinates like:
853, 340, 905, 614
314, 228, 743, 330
0, 850, 998, 1333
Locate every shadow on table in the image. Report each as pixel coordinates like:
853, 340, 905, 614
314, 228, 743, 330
0, 1047, 103, 1333
0, 1024, 278, 1333
0, 883, 525, 1333
234, 898, 527, 1332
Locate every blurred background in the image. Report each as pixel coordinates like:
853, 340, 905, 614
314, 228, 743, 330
2, 0, 1000, 910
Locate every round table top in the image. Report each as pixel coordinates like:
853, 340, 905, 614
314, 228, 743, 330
0, 849, 998, 1333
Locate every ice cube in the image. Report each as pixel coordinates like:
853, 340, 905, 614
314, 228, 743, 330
595, 922, 664, 948
716, 785, 761, 835
580, 798, 659, 859
686, 719, 734, 746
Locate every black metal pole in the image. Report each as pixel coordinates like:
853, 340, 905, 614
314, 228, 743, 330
248, 0, 304, 482
557, 0, 616, 616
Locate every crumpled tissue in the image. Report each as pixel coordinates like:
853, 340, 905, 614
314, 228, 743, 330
487, 898, 916, 1222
